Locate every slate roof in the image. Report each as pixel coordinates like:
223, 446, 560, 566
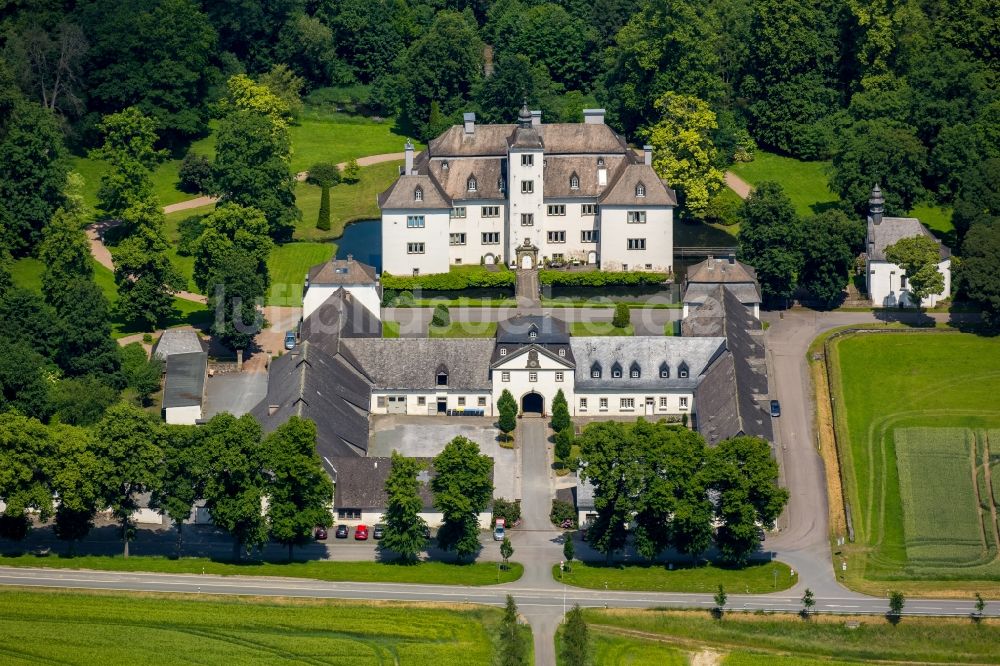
428, 122, 630, 157
308, 258, 377, 285
377, 174, 450, 210
686, 257, 757, 285
250, 342, 372, 458
543, 155, 628, 199
330, 456, 437, 511
570, 337, 726, 391
162, 351, 206, 409
300, 288, 382, 356
508, 125, 544, 150
683, 282, 762, 306
342, 338, 494, 390
496, 315, 570, 344
682, 285, 762, 338
153, 328, 203, 361
867, 217, 951, 262
427, 156, 506, 201
599, 164, 677, 206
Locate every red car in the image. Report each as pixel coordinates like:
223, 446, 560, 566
354, 524, 369, 540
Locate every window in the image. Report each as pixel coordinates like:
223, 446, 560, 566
630, 362, 641, 378
482, 206, 500, 217
621, 397, 635, 410
558, 348, 566, 357
599, 397, 608, 410
528, 330, 537, 340
627, 211, 647, 224
659, 363, 669, 378
467, 176, 477, 192
501, 371, 510, 382
547, 204, 566, 216
417, 396, 426, 406
499, 347, 507, 356
900, 274, 908, 288
406, 215, 425, 228
570, 173, 580, 189
338, 509, 361, 520
678, 363, 689, 378
521, 213, 534, 226
611, 363, 622, 379
627, 238, 646, 250
521, 180, 534, 193
457, 396, 466, 406
407, 242, 425, 254
449, 233, 466, 245
436, 372, 448, 386
442, 160, 449, 170
521, 154, 534, 166
547, 230, 566, 243
529, 371, 538, 382
680, 397, 689, 409
478, 396, 487, 406
377, 396, 386, 408
451, 206, 466, 218
581, 230, 599, 243
482, 232, 500, 244
414, 186, 423, 201
581, 204, 598, 216
659, 397, 668, 408
597, 157, 605, 167
635, 182, 645, 197
555, 371, 564, 382
579, 397, 588, 411
591, 363, 601, 379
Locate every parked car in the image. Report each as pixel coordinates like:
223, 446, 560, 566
284, 330, 297, 350
493, 525, 505, 541
373, 524, 385, 540
770, 399, 781, 417
354, 524, 369, 540
334, 524, 349, 539
314, 526, 328, 540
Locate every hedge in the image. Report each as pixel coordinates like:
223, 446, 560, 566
538, 270, 668, 286
382, 268, 515, 291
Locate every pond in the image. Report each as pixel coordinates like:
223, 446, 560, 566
335, 219, 381, 272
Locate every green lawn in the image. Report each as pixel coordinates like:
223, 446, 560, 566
382, 321, 401, 338
288, 112, 415, 172
0, 588, 502, 665
583, 608, 1000, 664
555, 560, 794, 594
830, 331, 1000, 590
267, 242, 336, 307
674, 218, 739, 247
570, 322, 634, 336
0, 554, 523, 585
10, 256, 45, 292
429, 322, 498, 338
730, 151, 839, 217
295, 160, 401, 241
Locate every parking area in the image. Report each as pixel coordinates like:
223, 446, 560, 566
369, 416, 518, 501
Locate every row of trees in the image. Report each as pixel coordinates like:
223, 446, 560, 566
579, 419, 788, 565
0, 408, 333, 560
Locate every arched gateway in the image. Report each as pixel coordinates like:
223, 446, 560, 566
521, 391, 544, 416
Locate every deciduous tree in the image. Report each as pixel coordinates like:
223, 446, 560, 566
561, 605, 589, 665
884, 235, 946, 304
51, 423, 103, 552
120, 342, 163, 405
55, 280, 123, 384
498, 389, 518, 441
193, 204, 273, 294
737, 182, 803, 303
90, 107, 166, 222
0, 413, 58, 535
958, 223, 1000, 324
577, 421, 643, 560
380, 451, 428, 562
799, 210, 865, 307
432, 436, 494, 561
550, 388, 570, 432
151, 425, 205, 557
40, 206, 94, 309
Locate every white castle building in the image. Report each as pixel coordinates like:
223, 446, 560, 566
377, 105, 677, 275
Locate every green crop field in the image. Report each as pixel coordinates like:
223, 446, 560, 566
829, 331, 1000, 590
584, 633, 687, 665
0, 589, 501, 664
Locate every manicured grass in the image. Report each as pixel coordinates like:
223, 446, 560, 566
570, 322, 634, 336
92, 260, 210, 338
0, 554, 523, 585
288, 112, 415, 173
830, 331, 1000, 589
730, 150, 839, 217
583, 608, 1000, 664
295, 160, 402, 241
910, 201, 955, 240
382, 321, 401, 338
0, 588, 502, 664
554, 560, 795, 593
267, 241, 336, 307
429, 322, 498, 338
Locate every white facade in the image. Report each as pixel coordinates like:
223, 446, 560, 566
334, 510, 492, 530
491, 347, 575, 416
303, 284, 381, 320
867, 257, 952, 308
382, 208, 451, 275
598, 205, 674, 273
369, 390, 493, 416
574, 390, 693, 417
164, 404, 201, 426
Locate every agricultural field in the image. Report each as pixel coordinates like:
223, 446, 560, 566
573, 608, 1000, 665
829, 331, 1000, 592
0, 589, 503, 665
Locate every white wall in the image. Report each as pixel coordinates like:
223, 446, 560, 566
303, 284, 381, 320
598, 206, 673, 273
539, 198, 601, 264
370, 390, 494, 415
507, 148, 545, 264
165, 404, 201, 426
335, 510, 493, 529
448, 201, 506, 266
868, 258, 951, 308
382, 209, 451, 275
573, 390, 693, 417
491, 351, 574, 416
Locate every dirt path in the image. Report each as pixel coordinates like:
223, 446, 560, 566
725, 171, 753, 199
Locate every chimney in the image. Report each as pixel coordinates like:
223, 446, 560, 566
643, 145, 652, 166
531, 110, 541, 127
869, 183, 884, 225
347, 254, 353, 262
583, 108, 606, 125
404, 140, 414, 175
728, 253, 735, 265
268, 404, 279, 416
463, 112, 476, 135
707, 255, 714, 270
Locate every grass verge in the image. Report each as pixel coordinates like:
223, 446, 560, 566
382, 321, 401, 338
554, 560, 795, 593
570, 322, 634, 336
0, 554, 523, 586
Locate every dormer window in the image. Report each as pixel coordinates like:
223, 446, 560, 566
442, 160, 449, 170
659, 362, 669, 378
498, 178, 506, 191
569, 173, 580, 190
529, 331, 537, 340
591, 362, 601, 379
500, 347, 507, 356
611, 362, 622, 379
597, 157, 605, 168
467, 176, 477, 192
436, 364, 449, 386
678, 362, 689, 379
635, 182, 645, 197
558, 348, 566, 357
414, 186, 423, 202
630, 362, 641, 379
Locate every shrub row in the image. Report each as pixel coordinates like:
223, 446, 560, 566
538, 270, 669, 287
381, 268, 515, 291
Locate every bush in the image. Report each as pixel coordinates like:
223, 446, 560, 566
550, 500, 576, 528
492, 498, 521, 527
555, 427, 573, 462
381, 267, 515, 291
612, 303, 631, 328
176, 215, 206, 256
431, 303, 450, 328
704, 191, 742, 227
178, 151, 212, 194
342, 158, 360, 184
538, 270, 667, 287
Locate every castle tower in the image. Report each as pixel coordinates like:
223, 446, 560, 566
869, 183, 884, 225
